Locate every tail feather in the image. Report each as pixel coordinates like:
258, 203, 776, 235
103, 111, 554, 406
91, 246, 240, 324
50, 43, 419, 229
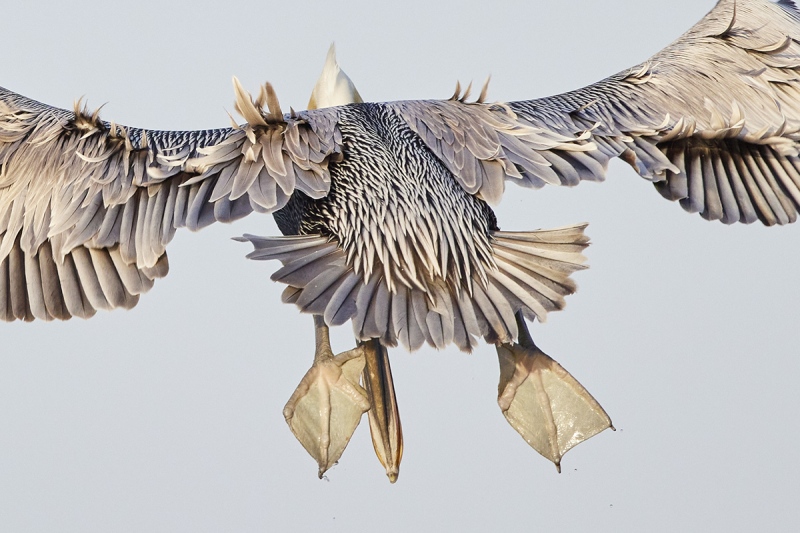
238, 223, 589, 352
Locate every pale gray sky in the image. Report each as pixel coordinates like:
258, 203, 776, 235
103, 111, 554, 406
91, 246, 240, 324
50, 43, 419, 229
1, 1, 799, 531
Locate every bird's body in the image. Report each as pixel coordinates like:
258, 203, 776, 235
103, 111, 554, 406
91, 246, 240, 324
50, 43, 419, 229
1, 0, 798, 479
271, 103, 504, 349
275, 102, 500, 291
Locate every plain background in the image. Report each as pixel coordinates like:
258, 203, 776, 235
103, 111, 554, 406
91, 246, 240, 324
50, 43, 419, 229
1, 1, 799, 531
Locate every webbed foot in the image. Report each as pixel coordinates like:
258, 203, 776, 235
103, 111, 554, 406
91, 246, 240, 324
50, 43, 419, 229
497, 313, 613, 472
284, 316, 370, 478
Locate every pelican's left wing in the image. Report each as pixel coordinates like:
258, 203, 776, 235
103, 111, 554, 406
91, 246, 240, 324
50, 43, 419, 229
0, 82, 341, 321
387, 0, 800, 226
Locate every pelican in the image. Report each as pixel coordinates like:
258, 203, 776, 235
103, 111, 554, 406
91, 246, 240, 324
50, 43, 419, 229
1, 0, 798, 481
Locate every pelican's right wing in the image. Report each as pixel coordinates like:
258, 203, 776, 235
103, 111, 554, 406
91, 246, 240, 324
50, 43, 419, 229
0, 81, 342, 321
389, 0, 800, 226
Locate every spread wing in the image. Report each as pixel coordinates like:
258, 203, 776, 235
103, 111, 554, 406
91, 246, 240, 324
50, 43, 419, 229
0, 81, 342, 321
2, 0, 797, 324
389, 0, 800, 226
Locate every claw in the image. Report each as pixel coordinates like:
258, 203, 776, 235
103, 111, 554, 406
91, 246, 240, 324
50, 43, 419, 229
497, 313, 613, 472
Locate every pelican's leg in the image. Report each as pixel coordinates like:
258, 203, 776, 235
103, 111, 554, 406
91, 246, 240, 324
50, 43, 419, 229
283, 315, 371, 478
361, 340, 403, 483
496, 312, 614, 472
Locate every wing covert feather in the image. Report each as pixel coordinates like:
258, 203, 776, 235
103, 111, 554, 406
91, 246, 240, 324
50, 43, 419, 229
389, 0, 800, 226
0, 82, 342, 321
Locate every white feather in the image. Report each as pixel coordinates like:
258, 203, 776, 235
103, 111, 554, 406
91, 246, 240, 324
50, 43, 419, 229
307, 44, 363, 110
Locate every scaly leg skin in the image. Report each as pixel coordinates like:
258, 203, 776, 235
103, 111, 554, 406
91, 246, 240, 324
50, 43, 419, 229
361, 339, 403, 483
497, 312, 614, 472
283, 315, 371, 478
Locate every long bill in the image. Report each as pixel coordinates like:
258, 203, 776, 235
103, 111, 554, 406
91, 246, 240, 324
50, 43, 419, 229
361, 339, 403, 483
